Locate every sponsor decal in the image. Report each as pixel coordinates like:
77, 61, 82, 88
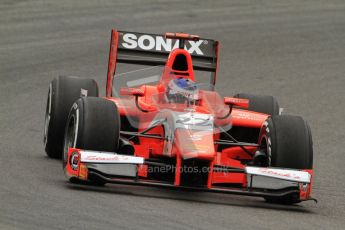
258, 168, 301, 180
190, 134, 202, 141
69, 152, 79, 170
245, 166, 311, 183
233, 112, 263, 121
85, 155, 130, 161
72, 102, 78, 110
176, 113, 213, 126
80, 88, 88, 97
80, 150, 144, 164
121, 33, 205, 55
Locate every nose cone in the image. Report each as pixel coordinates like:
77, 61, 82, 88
174, 129, 215, 160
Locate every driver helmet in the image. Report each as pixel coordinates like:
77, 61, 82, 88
166, 78, 199, 104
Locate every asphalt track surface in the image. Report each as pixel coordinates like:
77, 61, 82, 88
1, 0, 345, 229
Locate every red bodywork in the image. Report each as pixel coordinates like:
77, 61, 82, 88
66, 29, 313, 202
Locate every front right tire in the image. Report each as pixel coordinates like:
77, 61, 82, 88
258, 114, 313, 204
258, 115, 313, 169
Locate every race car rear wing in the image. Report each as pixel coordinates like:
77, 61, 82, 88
106, 29, 219, 96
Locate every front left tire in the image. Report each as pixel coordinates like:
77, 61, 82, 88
62, 97, 121, 185
44, 76, 99, 158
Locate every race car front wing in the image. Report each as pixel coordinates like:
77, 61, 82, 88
65, 148, 315, 202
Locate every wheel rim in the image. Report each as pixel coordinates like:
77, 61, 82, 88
43, 84, 52, 147
259, 134, 271, 166
63, 109, 79, 168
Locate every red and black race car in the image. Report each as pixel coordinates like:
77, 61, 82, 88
44, 29, 314, 204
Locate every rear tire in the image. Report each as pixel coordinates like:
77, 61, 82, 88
234, 93, 280, 116
258, 115, 313, 204
63, 97, 121, 185
44, 76, 99, 158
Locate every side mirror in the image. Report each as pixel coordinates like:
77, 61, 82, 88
120, 87, 151, 113
224, 97, 249, 108
120, 87, 144, 97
